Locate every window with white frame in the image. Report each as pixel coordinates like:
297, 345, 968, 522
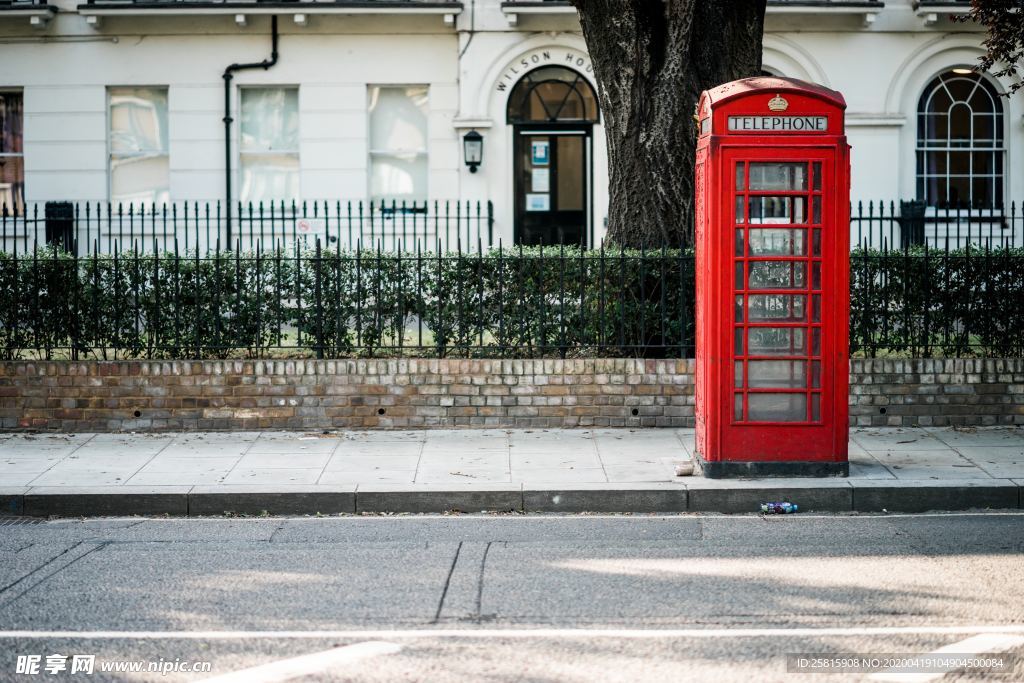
109, 87, 170, 207
916, 69, 1004, 209
368, 85, 429, 204
240, 87, 299, 205
0, 91, 24, 215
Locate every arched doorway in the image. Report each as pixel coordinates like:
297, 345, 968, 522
507, 66, 599, 246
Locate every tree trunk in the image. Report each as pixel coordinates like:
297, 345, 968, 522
570, 0, 767, 247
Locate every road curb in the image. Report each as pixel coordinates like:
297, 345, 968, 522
23, 487, 190, 517
850, 481, 1020, 513
523, 485, 688, 513
189, 487, 357, 516
355, 487, 524, 514
3, 482, 1022, 517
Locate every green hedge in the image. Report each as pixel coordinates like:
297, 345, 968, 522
0, 245, 694, 360
4, 244, 1022, 360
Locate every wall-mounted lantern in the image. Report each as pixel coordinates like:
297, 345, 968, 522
463, 130, 483, 173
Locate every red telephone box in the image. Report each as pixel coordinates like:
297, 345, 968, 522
694, 76, 850, 477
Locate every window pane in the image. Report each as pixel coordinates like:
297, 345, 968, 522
748, 393, 806, 422
369, 86, 428, 152
109, 87, 168, 154
917, 71, 1004, 209
0, 92, 24, 154
110, 154, 169, 206
748, 294, 807, 322
748, 229, 807, 256
556, 135, 584, 211
748, 327, 808, 356
748, 360, 808, 389
370, 152, 428, 203
748, 261, 807, 290
241, 88, 299, 153
0, 156, 25, 214
749, 196, 806, 224
240, 153, 299, 204
749, 163, 807, 191
0, 92, 24, 214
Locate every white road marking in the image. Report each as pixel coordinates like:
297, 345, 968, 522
199, 641, 402, 683
868, 633, 1024, 682
2, 625, 1024, 640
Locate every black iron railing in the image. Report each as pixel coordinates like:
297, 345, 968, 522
2, 200, 1019, 255
0, 200, 494, 255
850, 202, 1022, 251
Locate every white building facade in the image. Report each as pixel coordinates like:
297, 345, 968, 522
0, 0, 1020, 249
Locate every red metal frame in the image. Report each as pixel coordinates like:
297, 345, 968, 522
695, 77, 850, 473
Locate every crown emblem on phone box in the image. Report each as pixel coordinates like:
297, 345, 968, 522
768, 94, 789, 112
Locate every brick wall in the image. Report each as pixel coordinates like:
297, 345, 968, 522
0, 359, 695, 432
849, 358, 1024, 428
0, 358, 1021, 432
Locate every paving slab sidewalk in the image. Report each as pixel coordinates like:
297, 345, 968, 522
1, 427, 1022, 516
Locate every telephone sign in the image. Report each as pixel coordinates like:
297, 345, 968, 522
694, 77, 851, 478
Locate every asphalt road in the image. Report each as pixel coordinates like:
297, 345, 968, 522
1, 513, 1023, 682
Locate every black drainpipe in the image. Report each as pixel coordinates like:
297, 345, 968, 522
223, 15, 279, 248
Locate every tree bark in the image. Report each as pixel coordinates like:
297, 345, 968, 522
570, 0, 767, 247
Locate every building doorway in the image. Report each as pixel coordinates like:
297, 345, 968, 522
507, 67, 599, 246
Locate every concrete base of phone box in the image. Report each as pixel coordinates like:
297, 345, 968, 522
695, 455, 850, 478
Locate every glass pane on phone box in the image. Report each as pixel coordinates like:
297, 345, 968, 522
748, 360, 808, 389
734, 329, 744, 355
735, 296, 745, 322
748, 327, 807, 355
749, 196, 806, 224
748, 229, 807, 256
735, 163, 745, 191
735, 229, 745, 255
749, 261, 807, 290
811, 394, 821, 421
734, 361, 743, 388
734, 393, 744, 421
748, 393, 807, 422
748, 294, 807, 322
749, 163, 807, 191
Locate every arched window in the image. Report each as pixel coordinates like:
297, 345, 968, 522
916, 70, 1004, 209
506, 67, 599, 124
